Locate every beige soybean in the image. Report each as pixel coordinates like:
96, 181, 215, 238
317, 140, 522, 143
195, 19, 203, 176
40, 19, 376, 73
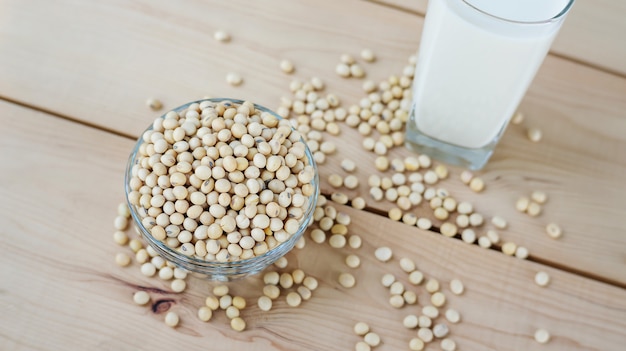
434, 207, 449, 220
225, 306, 240, 319
291, 269, 306, 285
219, 295, 233, 310
478, 236, 492, 248
403, 314, 419, 329
164, 311, 180, 328
534, 328, 551, 344
418, 315, 432, 328
515, 246, 529, 259
535, 271, 550, 287
214, 30, 231, 42
491, 216, 508, 229
133, 291, 150, 305
433, 323, 450, 338
338, 272, 356, 288
198, 306, 213, 322
140, 262, 157, 277
469, 213, 484, 226
449, 279, 464, 295
527, 202, 542, 217
114, 216, 129, 231
381, 273, 396, 288
329, 234, 347, 248
328, 174, 343, 188
113, 231, 129, 245
263, 285, 280, 299
258, 296, 273, 311
158, 266, 174, 280
531, 190, 548, 204
511, 111, 524, 124
364, 332, 381, 347
360, 49, 376, 62
355, 342, 371, 351
172, 279, 187, 293
279, 272, 294, 289
389, 281, 405, 295
388, 207, 402, 221
546, 223, 562, 239
274, 256, 289, 268
408, 270, 424, 285
280, 59, 295, 74
486, 229, 500, 244
354, 321, 370, 336
502, 242, 517, 256
460, 170, 473, 184
399, 257, 416, 273
417, 328, 434, 343
403, 291, 418, 305
264, 271, 280, 285
374, 246, 393, 262
146, 98, 162, 111
431, 292, 446, 307
226, 72, 243, 86
213, 285, 229, 297
303, 276, 319, 291
205, 296, 220, 310
516, 197, 530, 212
469, 177, 485, 192
297, 286, 312, 301
230, 317, 246, 332
389, 294, 405, 308
346, 254, 361, 268
344, 175, 359, 189
115, 252, 131, 267
527, 127, 543, 142
425, 278, 440, 293
409, 338, 425, 351
232, 296, 246, 310
351, 197, 366, 210
341, 159, 357, 172
286, 291, 302, 307
416, 218, 432, 230
461, 228, 476, 244
445, 308, 461, 324
336, 63, 351, 77
331, 192, 349, 205
440, 338, 457, 351
440, 222, 457, 237
422, 305, 439, 319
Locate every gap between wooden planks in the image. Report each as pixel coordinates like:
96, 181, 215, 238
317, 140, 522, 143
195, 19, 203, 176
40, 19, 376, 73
0, 0, 625, 283
366, 0, 626, 77
1, 100, 625, 351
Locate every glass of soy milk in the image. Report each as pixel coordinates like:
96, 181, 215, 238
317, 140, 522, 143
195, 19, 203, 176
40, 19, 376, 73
405, 0, 575, 170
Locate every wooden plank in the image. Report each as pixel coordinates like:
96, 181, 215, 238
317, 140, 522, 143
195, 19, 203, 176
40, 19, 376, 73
368, 0, 626, 76
0, 0, 418, 136
1, 101, 625, 351
0, 0, 625, 283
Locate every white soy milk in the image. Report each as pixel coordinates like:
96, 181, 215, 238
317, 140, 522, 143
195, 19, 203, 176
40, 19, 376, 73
412, 0, 571, 149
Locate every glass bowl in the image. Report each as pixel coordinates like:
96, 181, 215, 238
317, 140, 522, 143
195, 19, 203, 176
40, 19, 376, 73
125, 98, 319, 280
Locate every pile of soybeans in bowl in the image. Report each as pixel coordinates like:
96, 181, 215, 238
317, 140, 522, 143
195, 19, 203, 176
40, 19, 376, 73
125, 98, 319, 280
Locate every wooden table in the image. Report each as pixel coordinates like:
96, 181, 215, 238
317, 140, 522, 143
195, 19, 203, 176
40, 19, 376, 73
1, 1, 625, 350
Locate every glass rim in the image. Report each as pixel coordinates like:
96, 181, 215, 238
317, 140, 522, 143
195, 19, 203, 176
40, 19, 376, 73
124, 98, 320, 271
460, 0, 575, 25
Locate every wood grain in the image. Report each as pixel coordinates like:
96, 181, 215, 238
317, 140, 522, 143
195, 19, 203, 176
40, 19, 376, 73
0, 0, 625, 284
368, 0, 626, 76
1, 101, 625, 351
